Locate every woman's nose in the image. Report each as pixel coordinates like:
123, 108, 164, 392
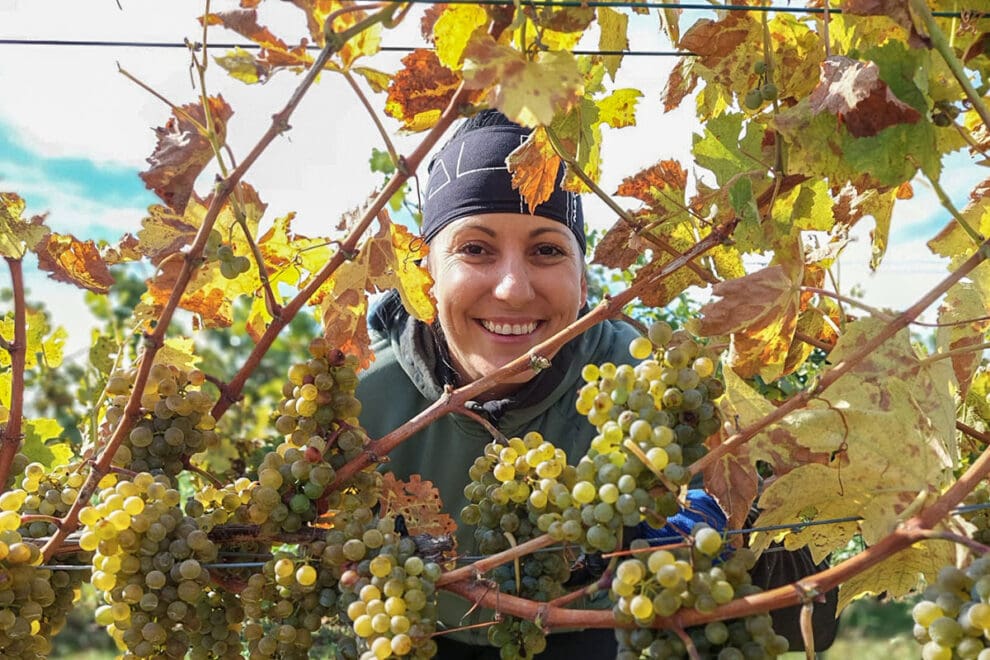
492, 258, 535, 304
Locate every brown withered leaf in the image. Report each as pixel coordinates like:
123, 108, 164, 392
140, 96, 233, 213
385, 49, 464, 132
421, 3, 448, 42
615, 159, 688, 209
506, 128, 561, 213
201, 10, 287, 49
808, 56, 921, 138
662, 57, 698, 114
702, 434, 760, 537
35, 233, 115, 294
697, 265, 803, 382
677, 14, 750, 61
379, 473, 458, 539
592, 218, 642, 270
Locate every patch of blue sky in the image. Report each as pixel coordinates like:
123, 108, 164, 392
0, 120, 154, 243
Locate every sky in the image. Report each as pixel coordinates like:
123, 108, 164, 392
0, 0, 986, 358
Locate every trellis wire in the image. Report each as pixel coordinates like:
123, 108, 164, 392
35, 501, 990, 571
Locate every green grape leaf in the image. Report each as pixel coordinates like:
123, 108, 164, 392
22, 418, 71, 469
89, 334, 119, 377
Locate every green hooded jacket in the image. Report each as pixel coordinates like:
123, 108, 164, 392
356, 291, 641, 646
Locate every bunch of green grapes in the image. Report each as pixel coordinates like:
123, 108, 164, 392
568, 321, 723, 550
332, 517, 441, 660
460, 432, 575, 658
185, 477, 255, 530
911, 558, 990, 660
105, 364, 218, 477
253, 338, 380, 535
240, 545, 337, 660
0, 507, 84, 658
613, 531, 788, 659
186, 588, 244, 660
7, 463, 86, 539
79, 472, 221, 659
962, 484, 990, 545
215, 242, 251, 280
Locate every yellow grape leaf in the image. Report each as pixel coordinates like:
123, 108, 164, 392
433, 3, 488, 70
258, 213, 334, 289
42, 326, 67, 369
752, 318, 955, 561
141, 185, 270, 328
937, 281, 990, 398
506, 127, 561, 213
365, 223, 435, 324
385, 49, 466, 132
705, 369, 833, 533
596, 88, 641, 129
0, 372, 9, 409
0, 193, 48, 259
35, 232, 115, 294
631, 222, 711, 308
214, 47, 270, 84
139, 96, 233, 214
351, 66, 391, 93
462, 37, 584, 127
928, 177, 990, 267
379, 472, 457, 540
697, 265, 803, 381
597, 6, 628, 81
152, 337, 201, 372
287, 0, 380, 65
837, 540, 955, 613
322, 220, 435, 368
832, 183, 900, 270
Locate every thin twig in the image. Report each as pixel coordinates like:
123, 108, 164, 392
0, 258, 27, 490
343, 69, 400, 167
117, 65, 206, 133
957, 420, 990, 446
920, 342, 990, 365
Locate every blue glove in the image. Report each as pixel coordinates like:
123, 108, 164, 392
637, 489, 727, 546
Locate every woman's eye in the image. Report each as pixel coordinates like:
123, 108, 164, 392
535, 244, 565, 257
460, 243, 486, 256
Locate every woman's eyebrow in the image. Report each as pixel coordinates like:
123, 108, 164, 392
529, 226, 571, 240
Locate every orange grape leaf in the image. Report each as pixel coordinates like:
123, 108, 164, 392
321, 287, 372, 369
140, 96, 233, 213
506, 127, 561, 213
697, 264, 803, 381
35, 233, 114, 294
365, 222, 435, 324
0, 193, 49, 259
379, 472, 457, 539
201, 9, 287, 50
808, 56, 921, 139
662, 57, 698, 113
615, 159, 688, 210
462, 36, 584, 127
102, 233, 142, 266
386, 49, 464, 132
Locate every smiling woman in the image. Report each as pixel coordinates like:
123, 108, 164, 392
356, 110, 641, 658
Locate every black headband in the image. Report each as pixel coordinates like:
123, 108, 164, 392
421, 123, 586, 252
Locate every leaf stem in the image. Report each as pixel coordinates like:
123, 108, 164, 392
543, 126, 718, 286
920, 341, 990, 365
0, 258, 27, 492
909, 0, 990, 133
927, 170, 982, 245
343, 69, 400, 167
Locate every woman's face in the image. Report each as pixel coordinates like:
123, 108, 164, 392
428, 213, 587, 395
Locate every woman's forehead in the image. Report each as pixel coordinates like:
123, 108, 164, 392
436, 213, 577, 242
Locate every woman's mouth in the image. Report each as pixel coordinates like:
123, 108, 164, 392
480, 320, 539, 336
